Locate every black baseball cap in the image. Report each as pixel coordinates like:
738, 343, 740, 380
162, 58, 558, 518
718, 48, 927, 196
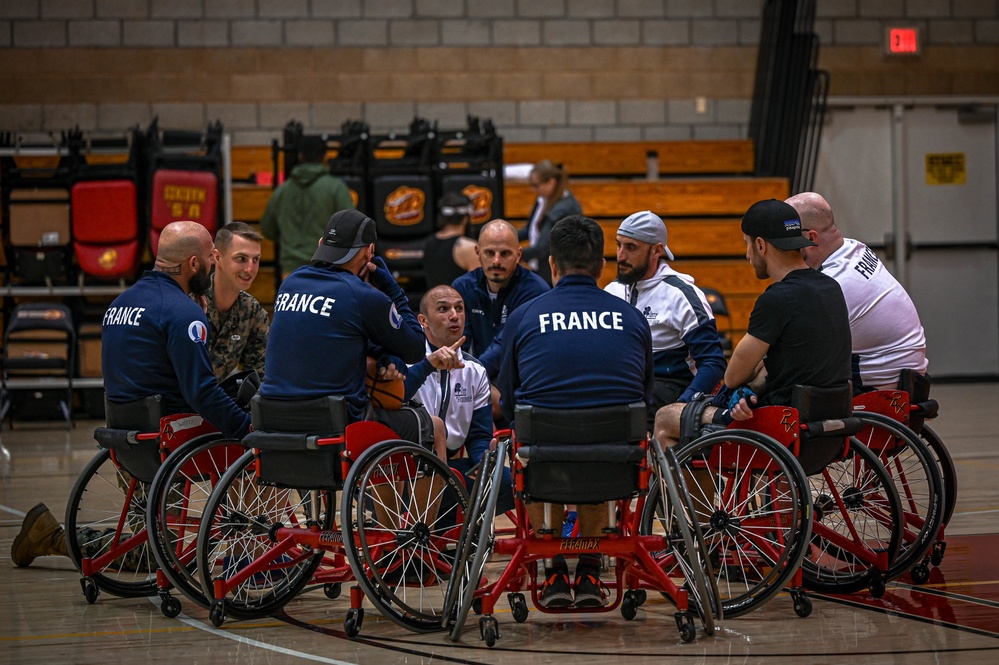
312, 209, 377, 266
741, 199, 816, 250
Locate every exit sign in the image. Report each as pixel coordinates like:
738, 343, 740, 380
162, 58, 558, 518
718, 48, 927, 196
885, 26, 921, 56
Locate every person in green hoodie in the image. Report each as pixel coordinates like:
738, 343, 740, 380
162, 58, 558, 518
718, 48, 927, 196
261, 135, 355, 278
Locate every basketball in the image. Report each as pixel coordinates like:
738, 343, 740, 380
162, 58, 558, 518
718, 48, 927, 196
365, 357, 405, 411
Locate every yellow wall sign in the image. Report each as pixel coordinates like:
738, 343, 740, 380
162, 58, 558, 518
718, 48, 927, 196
925, 153, 966, 185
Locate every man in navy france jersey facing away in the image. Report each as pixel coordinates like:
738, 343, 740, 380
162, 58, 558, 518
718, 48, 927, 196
260, 209, 449, 458
788, 192, 928, 392
653, 199, 851, 447
498, 214, 654, 610
605, 210, 726, 431
452, 219, 550, 382
102, 220, 251, 441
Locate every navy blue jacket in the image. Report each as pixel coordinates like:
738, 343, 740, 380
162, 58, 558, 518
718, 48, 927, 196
260, 263, 425, 422
498, 274, 654, 422
451, 264, 549, 379
102, 271, 251, 440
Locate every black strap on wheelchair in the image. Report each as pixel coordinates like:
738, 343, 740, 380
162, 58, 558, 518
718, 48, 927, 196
679, 394, 714, 447
93, 427, 142, 450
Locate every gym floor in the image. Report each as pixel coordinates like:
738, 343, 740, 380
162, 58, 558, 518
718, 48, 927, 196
1, 382, 997, 664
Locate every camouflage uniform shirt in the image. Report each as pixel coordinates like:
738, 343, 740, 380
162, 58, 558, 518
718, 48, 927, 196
205, 286, 269, 380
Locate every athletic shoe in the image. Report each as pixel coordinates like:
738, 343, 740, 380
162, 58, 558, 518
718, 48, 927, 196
573, 572, 609, 608
538, 570, 573, 608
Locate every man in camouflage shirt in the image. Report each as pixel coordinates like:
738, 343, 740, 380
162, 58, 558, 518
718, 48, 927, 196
204, 222, 269, 379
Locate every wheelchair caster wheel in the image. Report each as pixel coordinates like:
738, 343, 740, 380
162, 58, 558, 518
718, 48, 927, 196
160, 595, 182, 618
792, 593, 812, 618
81, 577, 99, 604
472, 597, 483, 615
209, 601, 227, 628
634, 589, 647, 606
508, 593, 528, 623
344, 608, 363, 637
324, 583, 342, 600
931, 541, 947, 567
622, 591, 640, 620
479, 616, 499, 647
910, 563, 930, 585
674, 612, 696, 643
869, 576, 886, 598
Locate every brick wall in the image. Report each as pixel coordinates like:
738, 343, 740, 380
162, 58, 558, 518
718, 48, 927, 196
1, 0, 997, 143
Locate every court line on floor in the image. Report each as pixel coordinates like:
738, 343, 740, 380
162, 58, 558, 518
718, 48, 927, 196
0, 503, 27, 518
140, 598, 363, 665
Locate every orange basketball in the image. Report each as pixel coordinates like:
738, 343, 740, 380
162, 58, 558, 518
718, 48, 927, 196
365, 357, 405, 411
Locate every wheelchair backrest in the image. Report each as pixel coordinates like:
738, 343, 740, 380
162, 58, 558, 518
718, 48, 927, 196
102, 395, 166, 483
897, 369, 931, 433
249, 394, 348, 436
514, 402, 646, 445
513, 402, 647, 504
248, 394, 349, 491
105, 394, 165, 432
792, 383, 852, 476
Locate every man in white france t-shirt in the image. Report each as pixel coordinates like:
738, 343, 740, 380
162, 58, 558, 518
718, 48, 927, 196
788, 192, 928, 390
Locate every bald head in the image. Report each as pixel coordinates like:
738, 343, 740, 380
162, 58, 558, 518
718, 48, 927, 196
785, 192, 842, 269
477, 218, 518, 245
420, 284, 461, 317
154, 221, 215, 295
475, 218, 522, 292
418, 284, 465, 347
157, 221, 213, 267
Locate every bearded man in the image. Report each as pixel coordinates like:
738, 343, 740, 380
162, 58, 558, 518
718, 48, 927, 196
604, 210, 726, 431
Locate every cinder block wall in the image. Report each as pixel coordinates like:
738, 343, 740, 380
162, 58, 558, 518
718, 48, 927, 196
1, 0, 997, 144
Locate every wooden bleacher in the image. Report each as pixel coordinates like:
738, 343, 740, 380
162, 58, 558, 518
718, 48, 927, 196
230, 139, 789, 343
499, 140, 787, 343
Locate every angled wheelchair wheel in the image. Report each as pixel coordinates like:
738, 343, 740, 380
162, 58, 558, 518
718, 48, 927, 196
850, 412, 944, 580
801, 439, 904, 595
146, 436, 244, 611
650, 438, 720, 635
444, 439, 507, 641
65, 449, 158, 598
919, 425, 957, 528
341, 440, 469, 633
195, 450, 332, 621
644, 430, 812, 618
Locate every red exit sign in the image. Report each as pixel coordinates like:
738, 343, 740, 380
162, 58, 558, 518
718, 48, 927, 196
885, 26, 921, 56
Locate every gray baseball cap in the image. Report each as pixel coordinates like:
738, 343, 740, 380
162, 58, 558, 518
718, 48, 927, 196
617, 210, 674, 260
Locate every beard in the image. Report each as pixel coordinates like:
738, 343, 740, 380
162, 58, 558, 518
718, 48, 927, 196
616, 251, 651, 286
189, 264, 212, 298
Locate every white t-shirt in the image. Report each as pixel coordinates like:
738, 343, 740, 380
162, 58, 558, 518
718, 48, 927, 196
412, 344, 491, 452
820, 238, 928, 387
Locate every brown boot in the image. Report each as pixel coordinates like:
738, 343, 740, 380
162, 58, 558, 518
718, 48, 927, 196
11, 503, 69, 567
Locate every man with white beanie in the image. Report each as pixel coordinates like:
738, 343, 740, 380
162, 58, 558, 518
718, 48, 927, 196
605, 211, 727, 431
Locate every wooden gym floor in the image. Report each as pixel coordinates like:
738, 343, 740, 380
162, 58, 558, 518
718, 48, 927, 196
1, 382, 997, 664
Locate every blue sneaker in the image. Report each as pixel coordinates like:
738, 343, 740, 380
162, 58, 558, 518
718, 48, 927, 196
561, 511, 577, 538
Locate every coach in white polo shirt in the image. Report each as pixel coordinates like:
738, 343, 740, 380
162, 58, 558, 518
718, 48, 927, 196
788, 192, 928, 390
404, 284, 514, 511
604, 210, 727, 430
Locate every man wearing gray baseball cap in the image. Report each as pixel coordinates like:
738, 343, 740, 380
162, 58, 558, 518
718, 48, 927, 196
605, 210, 726, 431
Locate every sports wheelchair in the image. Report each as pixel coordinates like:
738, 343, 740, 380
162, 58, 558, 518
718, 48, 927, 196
641, 383, 934, 618
65, 394, 231, 617
443, 402, 720, 647
850, 370, 951, 582
194, 394, 468, 635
